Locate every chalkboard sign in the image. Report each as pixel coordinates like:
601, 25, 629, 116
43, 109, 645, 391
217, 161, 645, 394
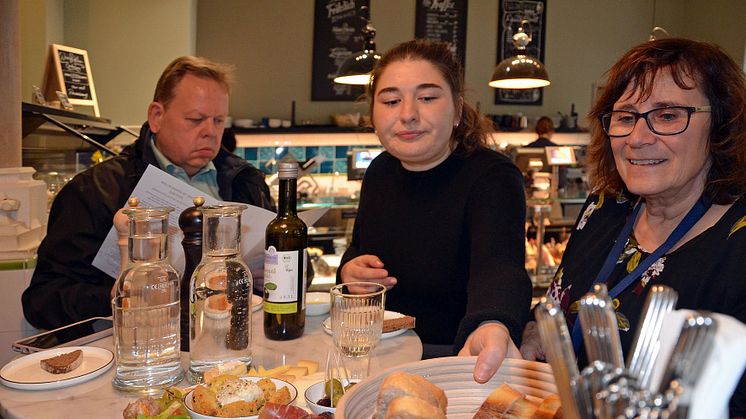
311, 0, 370, 101
42, 44, 100, 116
414, 0, 468, 68
494, 0, 547, 106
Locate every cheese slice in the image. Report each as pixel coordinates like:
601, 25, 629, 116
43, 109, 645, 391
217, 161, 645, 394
286, 366, 309, 377
297, 359, 319, 375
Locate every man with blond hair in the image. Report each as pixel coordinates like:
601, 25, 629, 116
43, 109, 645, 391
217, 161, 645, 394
23, 56, 273, 332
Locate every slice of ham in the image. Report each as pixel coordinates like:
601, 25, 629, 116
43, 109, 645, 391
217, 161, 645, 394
257, 403, 330, 419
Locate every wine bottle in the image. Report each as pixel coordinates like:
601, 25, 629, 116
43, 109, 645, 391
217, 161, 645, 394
263, 162, 308, 340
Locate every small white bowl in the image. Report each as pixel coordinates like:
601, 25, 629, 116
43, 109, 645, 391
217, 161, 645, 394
304, 381, 336, 415
233, 119, 255, 128
306, 292, 331, 316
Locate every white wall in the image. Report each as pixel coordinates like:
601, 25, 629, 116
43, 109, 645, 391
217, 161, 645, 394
20, 0, 197, 125
20, 0, 64, 103
196, 0, 746, 129
20, 0, 746, 126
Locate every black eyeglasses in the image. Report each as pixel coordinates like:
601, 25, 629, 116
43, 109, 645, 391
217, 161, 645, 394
600, 106, 711, 137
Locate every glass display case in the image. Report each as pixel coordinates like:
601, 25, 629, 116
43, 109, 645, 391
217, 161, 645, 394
21, 102, 136, 205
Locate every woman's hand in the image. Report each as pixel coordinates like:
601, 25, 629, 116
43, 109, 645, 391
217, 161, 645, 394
519, 321, 545, 361
339, 254, 397, 293
458, 322, 521, 383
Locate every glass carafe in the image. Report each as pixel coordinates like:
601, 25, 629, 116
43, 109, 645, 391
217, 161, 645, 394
112, 206, 182, 393
188, 204, 252, 383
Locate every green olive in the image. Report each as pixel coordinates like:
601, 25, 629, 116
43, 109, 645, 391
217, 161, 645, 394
324, 379, 344, 399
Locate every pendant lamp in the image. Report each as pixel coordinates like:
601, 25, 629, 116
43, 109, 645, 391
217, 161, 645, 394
333, 6, 381, 86
489, 19, 550, 89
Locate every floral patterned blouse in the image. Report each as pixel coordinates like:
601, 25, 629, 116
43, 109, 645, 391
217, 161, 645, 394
546, 192, 746, 415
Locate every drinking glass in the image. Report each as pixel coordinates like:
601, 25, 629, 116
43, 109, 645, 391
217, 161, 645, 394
330, 282, 385, 379
330, 282, 386, 357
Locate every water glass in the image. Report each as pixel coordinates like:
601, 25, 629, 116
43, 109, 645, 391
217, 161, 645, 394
330, 282, 386, 359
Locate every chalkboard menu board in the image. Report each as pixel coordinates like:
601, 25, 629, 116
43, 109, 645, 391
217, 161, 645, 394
494, 0, 547, 106
311, 0, 370, 101
42, 44, 100, 116
414, 0, 468, 67
57, 49, 92, 100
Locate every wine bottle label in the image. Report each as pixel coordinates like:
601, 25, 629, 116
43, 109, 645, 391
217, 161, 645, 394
263, 246, 306, 314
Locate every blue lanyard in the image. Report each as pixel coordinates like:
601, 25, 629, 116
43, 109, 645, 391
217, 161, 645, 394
570, 195, 711, 354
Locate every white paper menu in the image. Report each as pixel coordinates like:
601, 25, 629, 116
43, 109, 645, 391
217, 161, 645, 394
92, 165, 328, 279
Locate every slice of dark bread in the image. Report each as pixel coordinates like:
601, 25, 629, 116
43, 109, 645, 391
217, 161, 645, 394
40, 349, 83, 374
383, 316, 416, 333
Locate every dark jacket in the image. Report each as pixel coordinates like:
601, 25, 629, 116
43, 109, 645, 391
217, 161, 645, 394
22, 123, 274, 330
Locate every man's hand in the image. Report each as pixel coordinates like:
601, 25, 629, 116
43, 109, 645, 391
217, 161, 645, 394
458, 322, 521, 383
339, 254, 397, 293
519, 321, 545, 361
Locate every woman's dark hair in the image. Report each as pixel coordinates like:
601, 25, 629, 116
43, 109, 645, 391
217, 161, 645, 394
535, 116, 555, 137
367, 39, 494, 153
587, 37, 746, 204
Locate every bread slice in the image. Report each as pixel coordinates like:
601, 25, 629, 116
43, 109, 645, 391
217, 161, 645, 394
383, 316, 416, 333
532, 394, 562, 419
473, 383, 525, 418
502, 396, 539, 419
374, 372, 447, 419
384, 395, 447, 419
40, 349, 83, 374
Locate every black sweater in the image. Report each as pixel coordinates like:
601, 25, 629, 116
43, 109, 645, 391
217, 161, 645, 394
339, 147, 532, 351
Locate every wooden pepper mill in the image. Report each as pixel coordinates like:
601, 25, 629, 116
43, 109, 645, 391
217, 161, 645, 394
178, 196, 205, 351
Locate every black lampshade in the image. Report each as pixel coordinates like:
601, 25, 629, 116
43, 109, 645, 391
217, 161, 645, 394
334, 6, 380, 86
489, 54, 550, 89
333, 50, 381, 85
489, 19, 550, 89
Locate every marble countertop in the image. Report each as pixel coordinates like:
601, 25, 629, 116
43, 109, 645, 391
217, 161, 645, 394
0, 311, 422, 418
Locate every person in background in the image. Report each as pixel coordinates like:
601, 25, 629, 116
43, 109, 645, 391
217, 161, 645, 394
525, 116, 557, 148
517, 38, 746, 416
337, 39, 532, 382
523, 115, 567, 190
23, 56, 274, 331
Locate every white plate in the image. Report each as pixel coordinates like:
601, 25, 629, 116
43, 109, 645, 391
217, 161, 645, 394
322, 310, 409, 339
0, 346, 114, 390
251, 294, 263, 312
336, 356, 557, 419
184, 376, 297, 419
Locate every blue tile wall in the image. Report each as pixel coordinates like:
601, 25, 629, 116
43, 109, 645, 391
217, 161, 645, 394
237, 145, 382, 175
289, 146, 305, 160
317, 146, 335, 160
333, 159, 348, 173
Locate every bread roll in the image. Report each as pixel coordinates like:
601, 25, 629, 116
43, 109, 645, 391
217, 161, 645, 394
531, 394, 562, 419
473, 383, 526, 418
502, 397, 539, 419
374, 372, 447, 419
384, 396, 446, 419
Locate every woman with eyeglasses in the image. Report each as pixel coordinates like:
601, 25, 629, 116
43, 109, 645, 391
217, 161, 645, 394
516, 38, 746, 415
